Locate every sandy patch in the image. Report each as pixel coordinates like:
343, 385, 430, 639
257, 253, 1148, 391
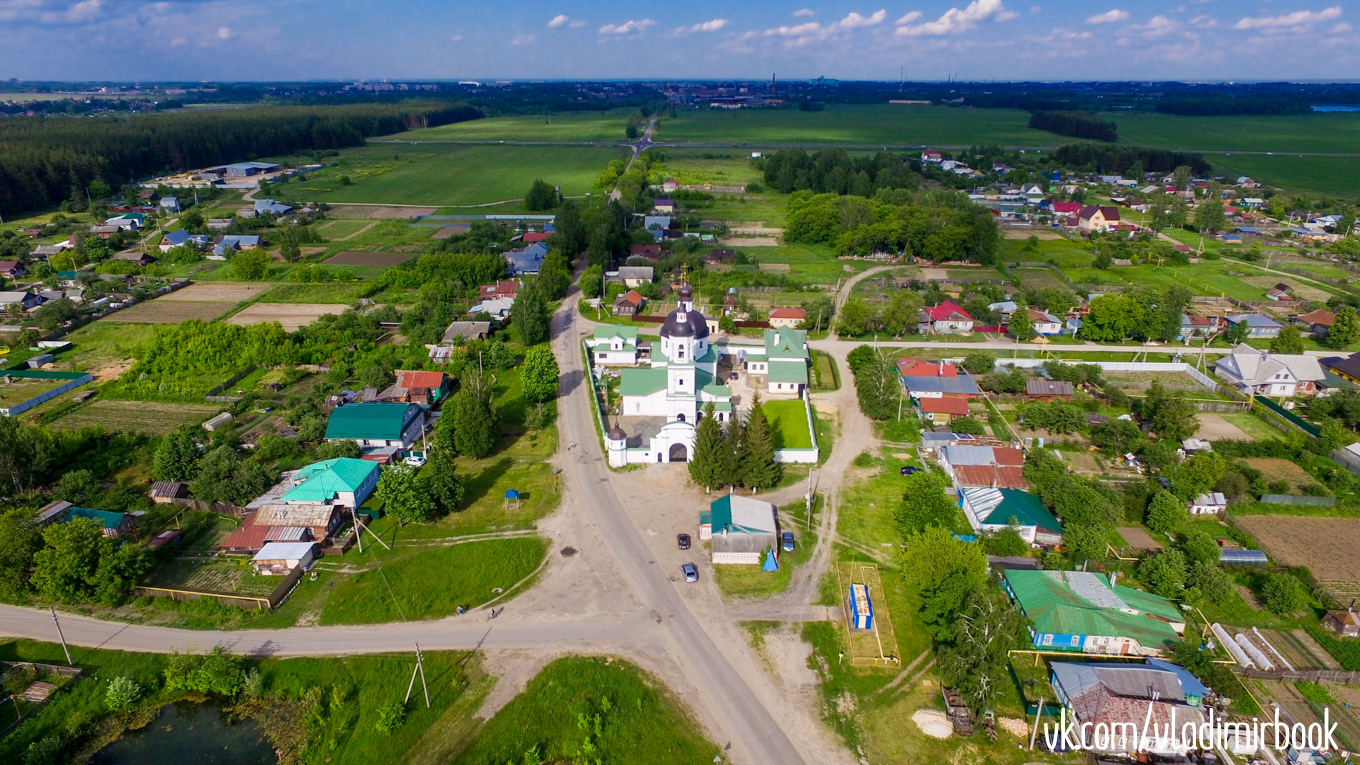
919, 267, 949, 281
1194, 413, 1250, 440
227, 303, 348, 332
326, 204, 436, 219
1117, 526, 1165, 551
719, 237, 779, 247
1002, 230, 1064, 240
161, 282, 272, 302
912, 708, 952, 738
731, 226, 783, 236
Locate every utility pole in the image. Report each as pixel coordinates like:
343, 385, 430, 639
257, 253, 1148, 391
352, 507, 362, 553
404, 643, 430, 708
49, 607, 72, 665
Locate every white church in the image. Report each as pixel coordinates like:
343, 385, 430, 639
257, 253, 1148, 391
603, 284, 733, 466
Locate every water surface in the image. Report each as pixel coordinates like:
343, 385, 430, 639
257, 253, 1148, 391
90, 701, 275, 765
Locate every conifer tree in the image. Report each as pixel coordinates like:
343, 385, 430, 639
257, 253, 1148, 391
740, 394, 782, 491
723, 416, 747, 488
689, 403, 727, 491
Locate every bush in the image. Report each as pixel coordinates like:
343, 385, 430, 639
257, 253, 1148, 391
1261, 573, 1308, 615
163, 646, 247, 696
375, 700, 406, 735
105, 676, 143, 711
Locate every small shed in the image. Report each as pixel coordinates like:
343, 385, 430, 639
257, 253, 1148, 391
849, 583, 874, 630
35, 500, 72, 526
148, 529, 183, 551
150, 481, 189, 503
251, 541, 317, 575
1323, 607, 1360, 638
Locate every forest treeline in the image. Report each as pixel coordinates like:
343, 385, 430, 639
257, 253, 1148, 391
1156, 96, 1313, 117
0, 100, 481, 216
1054, 143, 1212, 176
1028, 111, 1118, 142
759, 148, 921, 195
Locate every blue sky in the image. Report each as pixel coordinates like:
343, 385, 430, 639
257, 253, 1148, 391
0, 0, 1355, 82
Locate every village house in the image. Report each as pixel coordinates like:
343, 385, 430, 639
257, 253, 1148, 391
252, 503, 346, 544
0, 291, 44, 311
1003, 569, 1186, 656
504, 242, 547, 276
959, 487, 1062, 544
478, 281, 518, 302
699, 494, 779, 566
250, 541, 318, 575
1224, 313, 1282, 338
938, 443, 1024, 484
1293, 308, 1335, 338
1214, 343, 1325, 397
1187, 492, 1228, 515
609, 266, 654, 288
440, 321, 491, 344
325, 402, 427, 452
378, 371, 450, 406
1049, 661, 1208, 756
917, 301, 974, 335
917, 396, 968, 425
612, 290, 645, 317
467, 296, 514, 320
987, 301, 1018, 323
587, 325, 640, 366
1025, 308, 1063, 336
1025, 379, 1074, 401
629, 243, 662, 259
1265, 283, 1293, 301
149, 481, 190, 504
743, 327, 810, 395
1324, 607, 1360, 638
1077, 205, 1121, 233
66, 507, 138, 538
767, 307, 806, 329
652, 196, 676, 214
0, 261, 26, 279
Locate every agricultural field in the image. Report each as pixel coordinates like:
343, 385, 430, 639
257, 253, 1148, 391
226, 302, 348, 331
654, 149, 768, 188
313, 218, 373, 240
1213, 154, 1360, 199
324, 250, 416, 267
258, 282, 376, 304
160, 282, 273, 302
101, 299, 236, 324
50, 399, 222, 435
1113, 111, 1360, 155
283, 143, 626, 207
656, 104, 1056, 147
388, 108, 633, 142
1235, 516, 1360, 600
143, 559, 280, 599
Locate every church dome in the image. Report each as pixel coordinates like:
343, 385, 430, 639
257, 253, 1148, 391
660, 308, 710, 339
607, 424, 627, 441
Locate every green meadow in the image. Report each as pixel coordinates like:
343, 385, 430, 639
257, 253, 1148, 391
283, 143, 626, 206
1114, 111, 1360, 154
655, 104, 1056, 146
388, 108, 633, 142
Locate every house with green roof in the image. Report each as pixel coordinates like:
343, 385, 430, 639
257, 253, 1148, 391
744, 328, 809, 395
325, 402, 426, 448
1003, 569, 1185, 657
960, 487, 1063, 544
281, 458, 380, 508
699, 493, 779, 565
586, 325, 640, 366
65, 507, 137, 538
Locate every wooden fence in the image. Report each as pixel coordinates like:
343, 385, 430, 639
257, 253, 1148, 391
134, 562, 307, 611
204, 366, 256, 403
0, 662, 83, 738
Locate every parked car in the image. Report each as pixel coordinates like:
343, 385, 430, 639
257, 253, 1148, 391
681, 563, 698, 583
781, 531, 795, 553
405, 453, 427, 467
729, 371, 739, 380
677, 533, 691, 550
899, 465, 920, 476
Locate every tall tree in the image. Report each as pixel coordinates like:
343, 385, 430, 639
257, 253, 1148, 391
895, 470, 960, 535
0, 508, 41, 599
552, 201, 588, 262
1146, 490, 1186, 533
937, 590, 1028, 716
1327, 306, 1360, 350
190, 446, 272, 506
376, 465, 437, 525
1270, 326, 1305, 355
0, 417, 50, 495
854, 350, 900, 421
31, 518, 109, 604
452, 370, 498, 458
901, 527, 989, 642
688, 403, 727, 490
520, 345, 561, 404
523, 179, 557, 211
1009, 308, 1037, 341
513, 277, 551, 346
722, 417, 748, 488
1193, 199, 1226, 234
153, 425, 202, 482
740, 395, 782, 491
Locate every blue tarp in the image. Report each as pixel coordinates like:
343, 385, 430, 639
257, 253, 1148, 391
763, 549, 778, 571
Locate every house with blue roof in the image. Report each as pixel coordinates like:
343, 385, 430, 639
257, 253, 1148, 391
160, 196, 181, 212
159, 229, 210, 252
505, 242, 547, 276
1224, 313, 1282, 339
253, 199, 293, 216
213, 235, 262, 256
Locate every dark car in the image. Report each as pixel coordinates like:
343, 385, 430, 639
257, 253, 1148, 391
730, 371, 739, 380
677, 533, 691, 550
900, 465, 921, 476
681, 563, 698, 583
781, 531, 795, 552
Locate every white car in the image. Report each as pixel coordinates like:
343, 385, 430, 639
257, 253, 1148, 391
404, 454, 427, 467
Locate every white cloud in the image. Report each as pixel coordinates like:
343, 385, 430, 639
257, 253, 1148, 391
895, 11, 921, 24
1085, 9, 1129, 24
170, 36, 186, 46
599, 18, 656, 35
1141, 14, 1175, 36
570, 19, 586, 27
793, 8, 815, 16
895, 0, 1014, 36
511, 33, 536, 45
759, 9, 886, 44
1233, 6, 1341, 30
688, 18, 728, 32
36, 0, 103, 25
835, 9, 887, 28
450, 33, 463, 41
547, 14, 569, 28
216, 26, 232, 40
1333, 21, 1352, 32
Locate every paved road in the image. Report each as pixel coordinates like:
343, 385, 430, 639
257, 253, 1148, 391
552, 292, 808, 765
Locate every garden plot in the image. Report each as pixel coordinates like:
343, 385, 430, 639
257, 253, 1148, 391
51, 400, 222, 435
325, 204, 437, 219
159, 282, 272, 302
1235, 516, 1360, 601
145, 559, 279, 598
1241, 276, 1333, 303
1193, 413, 1251, 441
324, 251, 417, 267
227, 303, 349, 331
1245, 458, 1312, 485
101, 300, 236, 324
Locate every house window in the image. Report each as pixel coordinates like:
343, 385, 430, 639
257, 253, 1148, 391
1042, 634, 1053, 646
1070, 635, 1081, 647
679, 378, 684, 387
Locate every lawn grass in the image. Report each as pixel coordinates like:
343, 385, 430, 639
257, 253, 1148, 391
1219, 412, 1288, 442
449, 656, 720, 765
314, 218, 373, 238
657, 104, 1056, 147
318, 536, 547, 625
389, 108, 633, 142
283, 143, 625, 207
653, 149, 768, 187
765, 398, 814, 450
714, 496, 821, 599
46, 320, 156, 376
0, 639, 492, 765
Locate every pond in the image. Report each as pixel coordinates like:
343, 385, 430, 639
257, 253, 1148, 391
90, 701, 275, 765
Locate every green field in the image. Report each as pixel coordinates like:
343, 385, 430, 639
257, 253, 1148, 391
284, 143, 625, 206
388, 108, 633, 142
654, 149, 769, 186
451, 656, 720, 765
1211, 154, 1360, 198
1114, 112, 1360, 154
656, 104, 1056, 146
318, 537, 547, 625
765, 399, 814, 449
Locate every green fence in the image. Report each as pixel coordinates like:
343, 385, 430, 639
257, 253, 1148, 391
1254, 397, 1320, 438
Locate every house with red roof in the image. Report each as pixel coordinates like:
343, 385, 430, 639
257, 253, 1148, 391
917, 301, 974, 335
378, 371, 450, 406
896, 357, 957, 377
768, 307, 807, 329
478, 281, 519, 301
519, 232, 551, 243
917, 396, 969, 425
1050, 202, 1081, 215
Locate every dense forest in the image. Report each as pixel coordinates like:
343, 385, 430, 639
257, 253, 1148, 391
758, 148, 921, 195
0, 100, 481, 216
1028, 111, 1118, 142
785, 189, 999, 263
1156, 95, 1314, 117
1054, 143, 1212, 175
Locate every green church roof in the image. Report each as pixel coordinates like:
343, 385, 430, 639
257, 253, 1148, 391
767, 360, 809, 384
282, 458, 379, 503
620, 367, 668, 396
